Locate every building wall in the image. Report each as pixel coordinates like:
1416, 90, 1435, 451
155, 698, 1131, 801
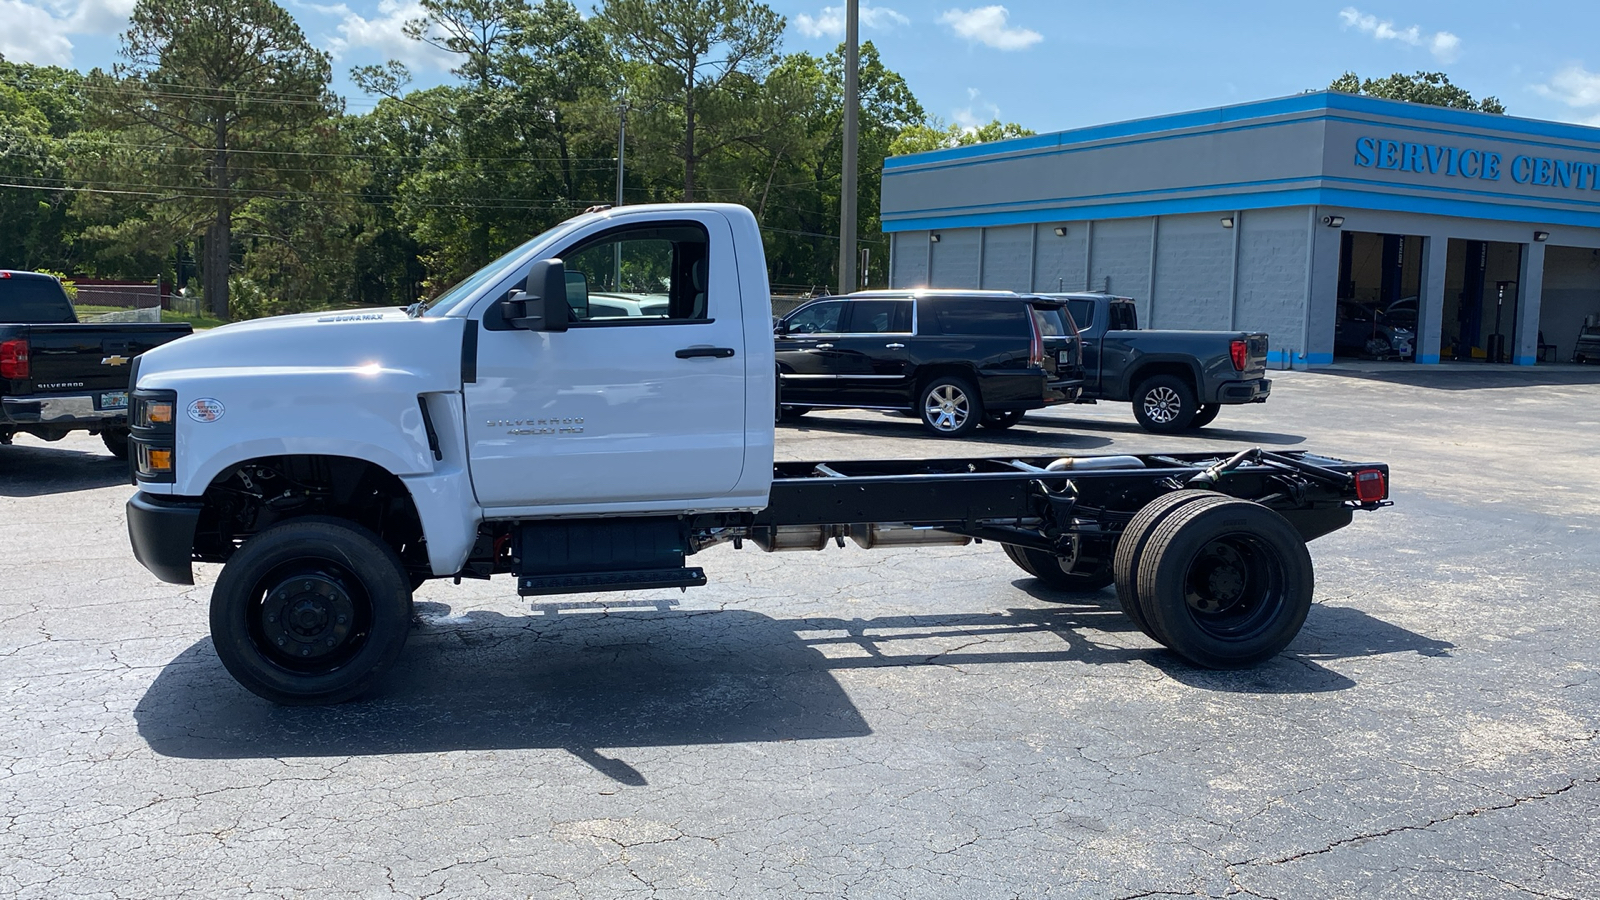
980, 225, 1033, 291
891, 231, 930, 286
1034, 224, 1086, 293
1540, 246, 1600, 361
929, 228, 980, 287
1235, 208, 1313, 359
1151, 213, 1234, 330
1090, 217, 1154, 319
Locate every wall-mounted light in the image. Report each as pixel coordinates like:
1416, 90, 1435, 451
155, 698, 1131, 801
929, 232, 941, 243
1053, 226, 1067, 236
1534, 231, 1550, 242
1219, 216, 1235, 229
1322, 215, 1345, 228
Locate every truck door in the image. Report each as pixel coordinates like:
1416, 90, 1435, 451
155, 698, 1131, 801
774, 299, 849, 405
463, 214, 748, 508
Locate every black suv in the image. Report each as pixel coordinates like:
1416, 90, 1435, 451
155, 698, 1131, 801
774, 290, 1085, 437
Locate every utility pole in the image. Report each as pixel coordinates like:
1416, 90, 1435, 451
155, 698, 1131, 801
614, 101, 628, 290
838, 0, 860, 294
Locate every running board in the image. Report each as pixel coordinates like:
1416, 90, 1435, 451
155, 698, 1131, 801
517, 567, 707, 597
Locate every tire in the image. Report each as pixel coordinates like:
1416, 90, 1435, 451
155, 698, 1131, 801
1189, 404, 1221, 429
209, 516, 413, 705
1132, 375, 1198, 433
1113, 490, 1229, 643
981, 410, 1026, 431
1136, 498, 1314, 669
102, 428, 130, 460
919, 375, 983, 437
1003, 543, 1114, 592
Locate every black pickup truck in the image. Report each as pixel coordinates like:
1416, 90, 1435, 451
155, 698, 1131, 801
1, 270, 193, 458
1047, 292, 1271, 433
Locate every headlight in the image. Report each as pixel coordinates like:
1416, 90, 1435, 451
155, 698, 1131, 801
130, 389, 177, 483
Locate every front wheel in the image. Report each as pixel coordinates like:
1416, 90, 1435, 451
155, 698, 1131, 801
1132, 376, 1198, 433
981, 410, 1026, 431
102, 428, 130, 460
919, 376, 983, 437
210, 517, 413, 705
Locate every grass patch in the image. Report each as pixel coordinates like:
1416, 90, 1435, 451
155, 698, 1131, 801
73, 305, 228, 330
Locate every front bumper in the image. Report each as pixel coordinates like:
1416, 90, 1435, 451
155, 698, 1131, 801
127, 492, 203, 585
2, 392, 127, 426
1218, 378, 1272, 403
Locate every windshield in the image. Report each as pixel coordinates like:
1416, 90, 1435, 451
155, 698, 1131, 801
420, 224, 565, 318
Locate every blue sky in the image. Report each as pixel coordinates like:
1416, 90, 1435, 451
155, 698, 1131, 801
6, 1, 1600, 131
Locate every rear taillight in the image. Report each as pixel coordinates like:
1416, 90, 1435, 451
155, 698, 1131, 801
1028, 312, 1044, 368
1229, 338, 1248, 371
1353, 468, 1387, 503
0, 339, 30, 379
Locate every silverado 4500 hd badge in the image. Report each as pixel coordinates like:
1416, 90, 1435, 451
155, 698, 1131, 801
489, 416, 583, 435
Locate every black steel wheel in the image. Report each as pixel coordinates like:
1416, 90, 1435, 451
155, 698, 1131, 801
1131, 376, 1197, 433
981, 410, 1026, 431
102, 428, 130, 460
1113, 490, 1229, 642
1003, 543, 1114, 592
1135, 498, 1313, 669
919, 376, 983, 437
1189, 404, 1221, 429
210, 516, 413, 705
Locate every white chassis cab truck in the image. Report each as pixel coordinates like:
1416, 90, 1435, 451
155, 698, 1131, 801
124, 203, 1392, 704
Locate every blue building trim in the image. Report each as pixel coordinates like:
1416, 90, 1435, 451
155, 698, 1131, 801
884, 91, 1600, 172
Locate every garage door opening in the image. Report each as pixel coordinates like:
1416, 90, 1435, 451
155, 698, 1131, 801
1335, 232, 1422, 361
1442, 240, 1523, 363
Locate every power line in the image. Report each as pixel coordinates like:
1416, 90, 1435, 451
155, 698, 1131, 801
0, 180, 607, 210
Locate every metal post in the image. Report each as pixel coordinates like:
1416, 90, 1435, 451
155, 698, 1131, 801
838, 0, 860, 295
613, 102, 627, 290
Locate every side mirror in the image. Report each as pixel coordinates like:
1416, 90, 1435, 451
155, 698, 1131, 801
773, 319, 788, 335
499, 259, 570, 332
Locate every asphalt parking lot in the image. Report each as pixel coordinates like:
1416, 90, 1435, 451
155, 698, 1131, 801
4, 363, 1599, 899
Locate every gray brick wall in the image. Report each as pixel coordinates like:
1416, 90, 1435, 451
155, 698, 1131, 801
1151, 213, 1233, 329
1090, 217, 1154, 318
929, 229, 980, 287
891, 231, 930, 287
981, 226, 1033, 291
1034, 224, 1085, 293
1235, 207, 1311, 355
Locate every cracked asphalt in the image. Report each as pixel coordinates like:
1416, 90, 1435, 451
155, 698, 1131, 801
3, 362, 1599, 899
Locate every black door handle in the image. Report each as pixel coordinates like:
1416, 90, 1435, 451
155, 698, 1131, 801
676, 346, 736, 359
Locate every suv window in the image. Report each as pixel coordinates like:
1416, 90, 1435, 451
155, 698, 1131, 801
1108, 302, 1138, 331
920, 297, 1026, 337
556, 222, 709, 323
846, 300, 912, 334
1064, 299, 1094, 331
786, 300, 846, 334
1031, 305, 1073, 337
0, 274, 76, 324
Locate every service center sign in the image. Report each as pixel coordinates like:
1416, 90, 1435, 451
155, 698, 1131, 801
1354, 135, 1600, 192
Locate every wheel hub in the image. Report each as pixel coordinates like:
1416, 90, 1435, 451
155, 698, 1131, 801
1144, 387, 1181, 423
1186, 542, 1248, 614
261, 573, 356, 660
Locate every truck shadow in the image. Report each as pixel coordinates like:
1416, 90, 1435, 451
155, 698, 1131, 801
0, 443, 129, 497
1020, 415, 1306, 446
134, 596, 1451, 773
781, 414, 1117, 450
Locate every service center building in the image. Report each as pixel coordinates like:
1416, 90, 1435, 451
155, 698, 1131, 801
880, 91, 1600, 366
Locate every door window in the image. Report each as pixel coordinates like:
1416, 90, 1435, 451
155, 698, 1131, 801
1065, 299, 1094, 331
1108, 302, 1138, 331
556, 223, 709, 323
785, 301, 846, 334
846, 300, 912, 334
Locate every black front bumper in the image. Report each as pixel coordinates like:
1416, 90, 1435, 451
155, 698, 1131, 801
127, 492, 203, 585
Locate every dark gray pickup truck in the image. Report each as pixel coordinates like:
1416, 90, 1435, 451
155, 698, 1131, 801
1047, 292, 1271, 433
2, 270, 193, 458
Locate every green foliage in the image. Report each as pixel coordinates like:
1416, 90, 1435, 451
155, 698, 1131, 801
0, 59, 85, 270
1329, 71, 1506, 114
889, 119, 1035, 157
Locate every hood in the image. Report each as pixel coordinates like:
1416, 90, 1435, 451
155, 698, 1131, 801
136, 307, 466, 392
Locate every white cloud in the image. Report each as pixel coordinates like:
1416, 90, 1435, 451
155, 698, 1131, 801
1338, 7, 1461, 63
0, 0, 133, 66
327, 0, 453, 70
952, 87, 1000, 130
793, 6, 910, 40
938, 6, 1041, 51
1531, 64, 1600, 124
